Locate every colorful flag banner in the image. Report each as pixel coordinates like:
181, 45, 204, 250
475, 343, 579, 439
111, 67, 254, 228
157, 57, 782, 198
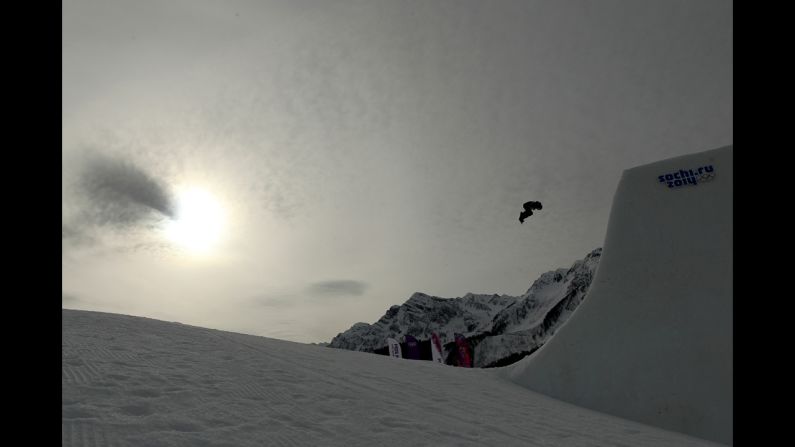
454, 333, 472, 368
404, 335, 421, 360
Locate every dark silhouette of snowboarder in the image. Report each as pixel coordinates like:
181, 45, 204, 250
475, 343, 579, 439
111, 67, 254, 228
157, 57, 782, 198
519, 201, 542, 224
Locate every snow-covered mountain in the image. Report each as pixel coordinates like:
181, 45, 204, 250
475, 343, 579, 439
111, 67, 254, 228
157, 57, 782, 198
329, 248, 602, 367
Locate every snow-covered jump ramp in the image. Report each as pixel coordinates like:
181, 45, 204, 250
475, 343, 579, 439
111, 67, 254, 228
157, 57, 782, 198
506, 146, 733, 445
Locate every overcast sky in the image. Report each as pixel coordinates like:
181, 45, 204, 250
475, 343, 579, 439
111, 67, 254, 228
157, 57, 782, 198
62, 0, 732, 343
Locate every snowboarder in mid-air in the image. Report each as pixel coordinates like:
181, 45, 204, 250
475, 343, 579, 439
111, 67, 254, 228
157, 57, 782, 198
519, 201, 542, 224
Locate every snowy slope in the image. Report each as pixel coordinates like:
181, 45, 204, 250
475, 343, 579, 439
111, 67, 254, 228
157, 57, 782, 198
63, 309, 723, 447
329, 249, 601, 367
506, 146, 733, 445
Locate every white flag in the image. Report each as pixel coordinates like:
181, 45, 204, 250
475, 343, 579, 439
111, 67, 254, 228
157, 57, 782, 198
387, 338, 402, 359
430, 332, 444, 364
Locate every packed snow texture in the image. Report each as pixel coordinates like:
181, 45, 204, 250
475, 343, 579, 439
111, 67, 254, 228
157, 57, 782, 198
329, 249, 601, 367
506, 146, 733, 445
63, 309, 724, 446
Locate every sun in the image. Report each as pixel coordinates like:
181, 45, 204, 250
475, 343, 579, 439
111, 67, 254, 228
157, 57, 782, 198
164, 187, 226, 255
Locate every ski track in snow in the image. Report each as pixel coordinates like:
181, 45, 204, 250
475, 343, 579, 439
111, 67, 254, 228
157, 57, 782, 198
63, 309, 724, 447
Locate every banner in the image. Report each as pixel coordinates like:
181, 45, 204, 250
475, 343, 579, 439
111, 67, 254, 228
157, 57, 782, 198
387, 338, 402, 359
404, 335, 421, 360
454, 333, 472, 368
430, 332, 445, 364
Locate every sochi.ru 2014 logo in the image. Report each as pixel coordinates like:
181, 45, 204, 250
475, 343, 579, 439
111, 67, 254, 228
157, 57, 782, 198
658, 165, 715, 188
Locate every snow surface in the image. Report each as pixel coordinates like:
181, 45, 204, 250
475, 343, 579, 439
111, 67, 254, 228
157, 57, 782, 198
505, 146, 733, 445
63, 309, 723, 447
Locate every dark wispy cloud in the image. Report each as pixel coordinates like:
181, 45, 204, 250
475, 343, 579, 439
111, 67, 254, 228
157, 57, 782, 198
79, 152, 175, 227
62, 224, 95, 248
307, 280, 368, 297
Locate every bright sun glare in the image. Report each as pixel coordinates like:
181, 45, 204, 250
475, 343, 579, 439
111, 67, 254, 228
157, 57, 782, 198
165, 187, 226, 255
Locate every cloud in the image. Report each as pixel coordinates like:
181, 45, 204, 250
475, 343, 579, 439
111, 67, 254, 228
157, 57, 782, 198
79, 152, 176, 227
252, 295, 297, 309
62, 293, 81, 305
307, 280, 368, 297
62, 224, 95, 248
